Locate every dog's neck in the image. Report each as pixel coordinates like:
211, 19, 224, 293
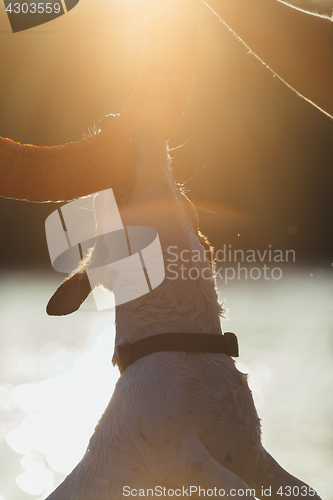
114, 244, 223, 348
112, 136, 223, 349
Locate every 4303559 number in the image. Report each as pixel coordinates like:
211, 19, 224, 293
5, 3, 61, 14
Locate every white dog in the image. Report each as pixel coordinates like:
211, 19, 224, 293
0, 1, 321, 498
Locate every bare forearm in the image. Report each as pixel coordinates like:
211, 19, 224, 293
204, 0, 333, 117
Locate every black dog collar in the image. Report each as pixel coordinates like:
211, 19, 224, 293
115, 332, 239, 373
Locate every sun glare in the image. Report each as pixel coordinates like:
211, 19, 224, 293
3, 324, 119, 497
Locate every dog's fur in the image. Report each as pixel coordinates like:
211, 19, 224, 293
46, 133, 320, 500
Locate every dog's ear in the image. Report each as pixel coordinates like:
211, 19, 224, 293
46, 271, 91, 316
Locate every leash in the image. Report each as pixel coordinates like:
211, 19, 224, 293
115, 332, 239, 373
